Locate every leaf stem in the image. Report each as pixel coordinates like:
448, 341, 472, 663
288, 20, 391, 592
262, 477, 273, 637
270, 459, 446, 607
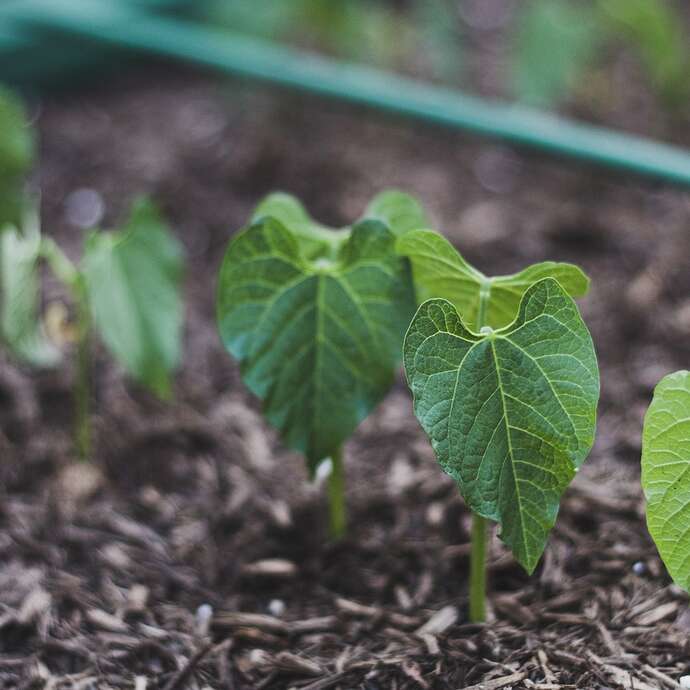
40, 237, 80, 289
40, 238, 92, 460
328, 446, 347, 540
74, 279, 91, 461
469, 284, 491, 622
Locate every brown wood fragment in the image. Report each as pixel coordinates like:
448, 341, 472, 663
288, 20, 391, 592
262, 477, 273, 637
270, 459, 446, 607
213, 612, 289, 634
635, 601, 678, 626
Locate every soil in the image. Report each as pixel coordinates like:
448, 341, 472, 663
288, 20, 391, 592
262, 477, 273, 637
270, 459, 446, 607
2, 67, 690, 689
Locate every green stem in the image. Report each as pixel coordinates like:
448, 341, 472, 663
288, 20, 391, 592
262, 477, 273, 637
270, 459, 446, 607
40, 238, 92, 461
74, 280, 91, 461
328, 446, 346, 540
40, 237, 80, 287
468, 284, 492, 622
469, 513, 487, 622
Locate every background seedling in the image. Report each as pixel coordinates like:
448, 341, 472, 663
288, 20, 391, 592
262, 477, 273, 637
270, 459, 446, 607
1, 199, 184, 459
401, 234, 599, 622
216, 191, 422, 538
641, 370, 690, 591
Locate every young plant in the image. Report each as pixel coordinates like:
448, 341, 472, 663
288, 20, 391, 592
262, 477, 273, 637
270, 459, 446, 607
399, 230, 599, 621
1, 199, 184, 459
641, 370, 690, 591
216, 191, 423, 538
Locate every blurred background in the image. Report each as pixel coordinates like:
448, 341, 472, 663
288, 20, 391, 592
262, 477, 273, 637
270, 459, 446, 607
1, 0, 689, 139
204, 0, 690, 135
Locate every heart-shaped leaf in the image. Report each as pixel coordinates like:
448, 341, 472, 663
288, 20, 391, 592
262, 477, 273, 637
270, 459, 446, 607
397, 229, 590, 330
642, 370, 690, 591
82, 199, 184, 398
217, 215, 415, 472
404, 278, 599, 572
0, 217, 60, 366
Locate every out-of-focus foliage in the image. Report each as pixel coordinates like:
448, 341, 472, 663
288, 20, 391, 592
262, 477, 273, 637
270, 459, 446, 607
205, 0, 462, 82
512, 0, 601, 107
82, 199, 185, 399
0, 86, 34, 227
206, 0, 688, 117
599, 0, 690, 107
0, 212, 60, 367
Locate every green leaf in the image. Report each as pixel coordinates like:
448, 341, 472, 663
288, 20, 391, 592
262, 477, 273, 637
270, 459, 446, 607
81, 199, 184, 398
403, 278, 599, 572
513, 0, 600, 107
397, 229, 590, 330
217, 215, 415, 472
641, 370, 690, 592
365, 190, 430, 237
0, 218, 60, 366
0, 87, 35, 227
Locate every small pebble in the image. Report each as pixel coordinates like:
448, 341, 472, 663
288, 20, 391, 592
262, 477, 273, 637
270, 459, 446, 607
268, 599, 286, 617
632, 561, 646, 576
679, 675, 690, 689
195, 603, 213, 636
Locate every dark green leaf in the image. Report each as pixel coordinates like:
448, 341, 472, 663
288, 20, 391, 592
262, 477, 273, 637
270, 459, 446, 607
642, 370, 690, 591
397, 229, 590, 330
404, 278, 599, 571
81, 199, 184, 398
217, 215, 415, 472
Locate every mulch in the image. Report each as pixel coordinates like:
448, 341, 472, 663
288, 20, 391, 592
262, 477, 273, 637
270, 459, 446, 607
1, 67, 690, 688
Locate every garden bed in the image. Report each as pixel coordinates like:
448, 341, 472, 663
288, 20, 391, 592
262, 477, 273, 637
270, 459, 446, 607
2, 69, 690, 688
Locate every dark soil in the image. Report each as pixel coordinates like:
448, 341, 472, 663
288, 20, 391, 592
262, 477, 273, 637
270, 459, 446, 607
2, 68, 690, 689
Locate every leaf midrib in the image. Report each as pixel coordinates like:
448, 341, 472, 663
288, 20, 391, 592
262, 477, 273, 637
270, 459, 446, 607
489, 337, 530, 565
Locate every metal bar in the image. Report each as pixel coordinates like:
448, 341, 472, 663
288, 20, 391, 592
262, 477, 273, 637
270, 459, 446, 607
6, 0, 690, 186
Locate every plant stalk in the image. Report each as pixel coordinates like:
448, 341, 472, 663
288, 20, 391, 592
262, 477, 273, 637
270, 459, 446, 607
74, 280, 91, 461
469, 284, 491, 622
328, 445, 347, 540
40, 239, 92, 461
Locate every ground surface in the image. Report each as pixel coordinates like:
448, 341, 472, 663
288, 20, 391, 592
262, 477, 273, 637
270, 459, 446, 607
1, 68, 690, 689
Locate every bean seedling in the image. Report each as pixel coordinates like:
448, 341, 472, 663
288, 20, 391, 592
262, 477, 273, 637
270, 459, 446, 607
399, 229, 599, 621
641, 370, 690, 591
1, 199, 184, 459
216, 191, 423, 538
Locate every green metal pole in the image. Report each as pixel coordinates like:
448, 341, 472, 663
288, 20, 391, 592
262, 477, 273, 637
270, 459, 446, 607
6, 0, 690, 186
